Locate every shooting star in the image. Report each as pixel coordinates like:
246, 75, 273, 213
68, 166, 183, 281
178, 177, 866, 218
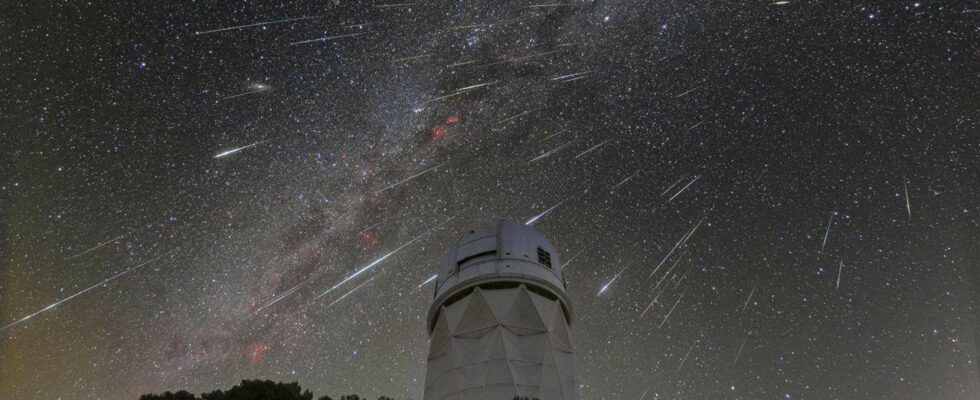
68, 233, 127, 259
423, 91, 467, 104
652, 247, 689, 291
1, 253, 168, 333
454, 81, 497, 92
677, 340, 696, 372
836, 258, 844, 290
732, 334, 749, 367
741, 285, 756, 312
658, 292, 685, 329
254, 281, 307, 313
525, 198, 570, 226
394, 54, 432, 62
686, 120, 705, 132
221, 83, 271, 100
417, 274, 438, 288
289, 31, 369, 45
326, 274, 380, 308
552, 70, 592, 81
676, 85, 701, 98
194, 16, 324, 35
375, 164, 443, 194
575, 139, 610, 159
639, 290, 664, 318
649, 217, 705, 278
668, 175, 701, 202
496, 107, 543, 126
313, 218, 452, 300
821, 213, 834, 251
904, 180, 912, 220
376, 3, 422, 8
598, 268, 626, 296
540, 128, 570, 141
661, 176, 685, 196
214, 138, 274, 159
529, 141, 572, 163
560, 249, 584, 270
612, 170, 641, 191
448, 59, 478, 68
359, 220, 386, 234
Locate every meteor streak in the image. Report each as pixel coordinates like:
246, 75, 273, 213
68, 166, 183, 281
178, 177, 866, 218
496, 107, 543, 126
598, 268, 626, 296
836, 259, 844, 290
686, 120, 705, 133
904, 180, 912, 220
541, 128, 569, 141
375, 164, 443, 194
525, 198, 570, 225
529, 142, 572, 163
417, 274, 438, 288
560, 249, 584, 269
676, 85, 701, 98
289, 32, 369, 45
376, 3, 422, 8
667, 175, 701, 202
821, 213, 834, 251
394, 54, 432, 62
0, 253, 168, 333
326, 274, 380, 308
677, 340, 696, 372
68, 233, 127, 259
454, 81, 497, 92
612, 170, 641, 190
658, 292, 685, 328
575, 139, 610, 159
661, 177, 685, 196
254, 281, 306, 313
193, 16, 325, 35
649, 217, 705, 278
221, 83, 272, 100
214, 139, 274, 158
639, 291, 664, 318
552, 71, 592, 81
314, 218, 452, 300
732, 334, 749, 367
741, 285, 756, 312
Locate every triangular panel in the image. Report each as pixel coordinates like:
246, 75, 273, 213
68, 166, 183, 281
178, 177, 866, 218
455, 289, 499, 335
549, 305, 573, 352
503, 287, 547, 331
444, 295, 472, 333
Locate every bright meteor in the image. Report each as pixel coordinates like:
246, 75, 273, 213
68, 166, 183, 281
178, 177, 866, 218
0, 253, 169, 333
213, 139, 274, 158
314, 218, 453, 300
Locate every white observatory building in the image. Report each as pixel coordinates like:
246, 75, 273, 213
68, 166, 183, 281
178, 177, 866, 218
424, 220, 579, 400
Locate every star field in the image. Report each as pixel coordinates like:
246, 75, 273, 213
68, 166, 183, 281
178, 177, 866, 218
1, 1, 978, 400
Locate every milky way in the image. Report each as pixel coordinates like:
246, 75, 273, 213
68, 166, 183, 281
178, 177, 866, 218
1, 2, 978, 400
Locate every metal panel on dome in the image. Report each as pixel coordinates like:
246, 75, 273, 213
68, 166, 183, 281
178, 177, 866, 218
424, 220, 579, 400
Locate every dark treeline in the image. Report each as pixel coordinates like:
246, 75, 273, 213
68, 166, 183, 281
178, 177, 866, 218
138, 379, 539, 400
137, 380, 392, 400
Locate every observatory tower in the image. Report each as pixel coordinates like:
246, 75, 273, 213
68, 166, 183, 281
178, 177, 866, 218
424, 220, 578, 400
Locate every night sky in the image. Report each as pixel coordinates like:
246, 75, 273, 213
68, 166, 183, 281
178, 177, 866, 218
2, 1, 978, 400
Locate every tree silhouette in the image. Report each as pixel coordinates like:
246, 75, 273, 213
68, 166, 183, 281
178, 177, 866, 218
140, 380, 315, 400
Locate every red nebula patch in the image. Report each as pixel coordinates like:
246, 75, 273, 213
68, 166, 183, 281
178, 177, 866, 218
360, 232, 380, 251
431, 124, 449, 139
445, 115, 460, 125
245, 340, 268, 365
